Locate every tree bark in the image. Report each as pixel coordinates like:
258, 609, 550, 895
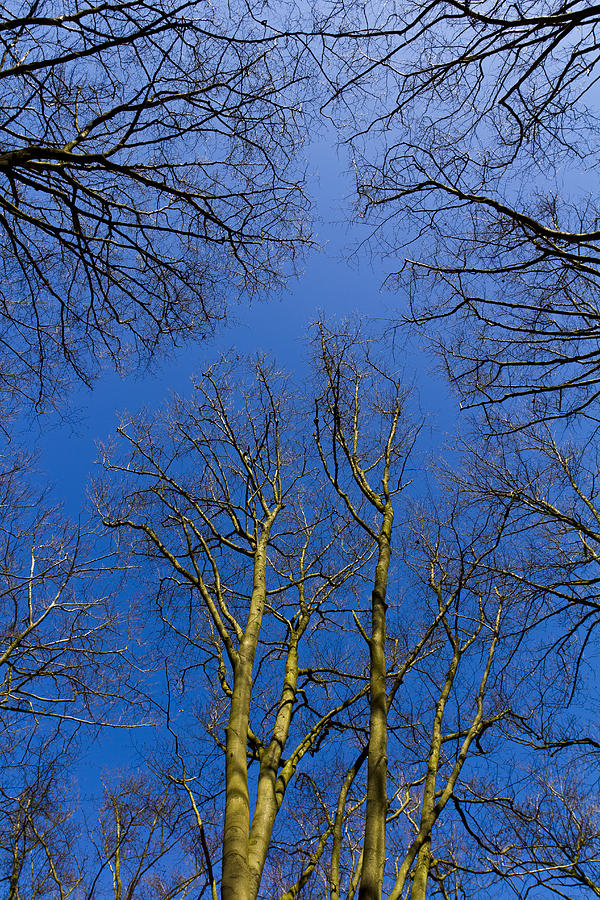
221, 538, 270, 900
359, 505, 393, 900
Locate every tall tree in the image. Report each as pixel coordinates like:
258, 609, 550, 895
431, 419, 600, 898
96, 325, 534, 899
0, 449, 148, 898
97, 353, 375, 899
313, 321, 407, 900
0, 0, 311, 405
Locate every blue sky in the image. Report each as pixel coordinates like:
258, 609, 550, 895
36, 135, 456, 516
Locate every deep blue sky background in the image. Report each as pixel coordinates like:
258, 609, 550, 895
36, 135, 456, 516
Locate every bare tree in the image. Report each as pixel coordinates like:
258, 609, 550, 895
87, 772, 209, 900
0, 0, 312, 405
0, 759, 220, 899
97, 352, 379, 900
319, 1, 600, 423
413, 417, 600, 898
387, 512, 510, 900
300, 489, 518, 900
0, 445, 154, 898
95, 324, 539, 900
0, 741, 82, 900
0, 450, 138, 729
312, 320, 416, 900
457, 760, 600, 899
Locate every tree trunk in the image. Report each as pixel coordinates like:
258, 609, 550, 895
359, 506, 393, 900
221, 540, 270, 900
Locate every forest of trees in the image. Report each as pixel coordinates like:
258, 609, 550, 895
3, 1, 600, 897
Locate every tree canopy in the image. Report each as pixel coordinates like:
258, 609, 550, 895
3, 2, 600, 898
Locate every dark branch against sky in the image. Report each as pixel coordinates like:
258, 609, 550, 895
5, 3, 600, 899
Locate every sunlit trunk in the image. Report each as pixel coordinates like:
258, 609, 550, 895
359, 506, 393, 900
221, 541, 269, 900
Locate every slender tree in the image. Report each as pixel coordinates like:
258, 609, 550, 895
425, 419, 600, 898
0, 451, 136, 730
313, 321, 411, 900
0, 449, 149, 898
